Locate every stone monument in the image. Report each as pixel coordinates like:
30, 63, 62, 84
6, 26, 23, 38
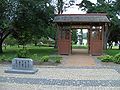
5, 58, 38, 74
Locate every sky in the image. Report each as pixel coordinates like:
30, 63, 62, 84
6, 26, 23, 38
63, 0, 97, 14
61, 0, 96, 33
62, 0, 120, 18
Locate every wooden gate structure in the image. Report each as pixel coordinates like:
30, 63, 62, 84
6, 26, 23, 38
54, 13, 110, 55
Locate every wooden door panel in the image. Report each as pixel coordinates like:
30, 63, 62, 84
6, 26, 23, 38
58, 40, 70, 54
90, 28, 103, 55
58, 29, 71, 55
90, 41, 102, 55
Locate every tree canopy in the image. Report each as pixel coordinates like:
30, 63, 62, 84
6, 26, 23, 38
0, 0, 55, 53
78, 0, 120, 49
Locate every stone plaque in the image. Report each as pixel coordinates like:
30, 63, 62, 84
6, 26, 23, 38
5, 58, 38, 74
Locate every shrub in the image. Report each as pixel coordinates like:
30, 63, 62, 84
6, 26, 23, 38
98, 55, 113, 62
113, 53, 120, 64
17, 49, 29, 58
55, 59, 61, 63
0, 55, 12, 62
0, 55, 6, 62
50, 56, 62, 63
41, 56, 49, 62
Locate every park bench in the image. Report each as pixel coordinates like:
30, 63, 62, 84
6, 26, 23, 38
5, 58, 38, 74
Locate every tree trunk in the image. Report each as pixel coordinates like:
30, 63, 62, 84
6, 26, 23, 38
0, 41, 3, 53
34, 41, 37, 46
103, 24, 111, 50
103, 25, 108, 50
104, 36, 108, 50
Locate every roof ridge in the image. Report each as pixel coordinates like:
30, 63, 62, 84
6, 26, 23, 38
55, 13, 107, 16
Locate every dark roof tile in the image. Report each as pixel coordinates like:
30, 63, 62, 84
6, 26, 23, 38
53, 14, 110, 23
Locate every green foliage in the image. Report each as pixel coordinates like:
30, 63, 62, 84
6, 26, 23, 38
98, 50, 120, 64
104, 49, 120, 56
40, 55, 62, 63
79, 0, 120, 45
116, 0, 120, 12
46, 25, 56, 41
0, 55, 12, 62
0, 45, 60, 64
0, 0, 55, 53
57, 0, 64, 14
0, 0, 16, 53
4, 36, 17, 46
0, 55, 6, 62
79, 0, 95, 11
41, 56, 49, 62
113, 53, 120, 64
50, 56, 62, 63
55, 57, 62, 63
17, 48, 30, 58
98, 55, 113, 62
12, 0, 55, 46
55, 59, 61, 63
72, 30, 77, 44
72, 45, 88, 49
0, 46, 61, 64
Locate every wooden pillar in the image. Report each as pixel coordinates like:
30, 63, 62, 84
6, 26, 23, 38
88, 28, 90, 54
89, 25, 92, 55
101, 25, 104, 54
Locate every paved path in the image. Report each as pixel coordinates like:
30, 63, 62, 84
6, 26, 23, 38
0, 66, 120, 90
59, 49, 96, 67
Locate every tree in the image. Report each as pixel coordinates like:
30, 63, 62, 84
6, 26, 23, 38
116, 0, 120, 13
78, 0, 120, 49
12, 0, 54, 46
115, 0, 120, 49
72, 30, 77, 44
0, 0, 55, 53
0, 0, 16, 53
57, 0, 64, 14
4, 35, 17, 46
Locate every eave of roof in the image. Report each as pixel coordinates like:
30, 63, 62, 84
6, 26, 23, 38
53, 13, 110, 23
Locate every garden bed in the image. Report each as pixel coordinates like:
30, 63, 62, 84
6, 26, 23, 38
98, 49, 120, 64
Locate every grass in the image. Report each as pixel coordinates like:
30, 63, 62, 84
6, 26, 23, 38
0, 45, 62, 63
72, 45, 88, 49
104, 49, 120, 56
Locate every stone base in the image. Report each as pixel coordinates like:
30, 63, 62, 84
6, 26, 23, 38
5, 68, 38, 74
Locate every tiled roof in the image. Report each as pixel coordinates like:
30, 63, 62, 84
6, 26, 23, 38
53, 14, 110, 23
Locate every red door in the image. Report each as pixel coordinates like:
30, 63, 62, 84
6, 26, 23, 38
90, 28, 103, 55
58, 29, 71, 55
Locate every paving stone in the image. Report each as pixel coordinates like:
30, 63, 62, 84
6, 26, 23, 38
0, 76, 120, 87
0, 82, 120, 90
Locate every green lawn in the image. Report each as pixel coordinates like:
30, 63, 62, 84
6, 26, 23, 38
72, 45, 88, 49
98, 49, 120, 63
104, 49, 120, 56
0, 45, 60, 63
